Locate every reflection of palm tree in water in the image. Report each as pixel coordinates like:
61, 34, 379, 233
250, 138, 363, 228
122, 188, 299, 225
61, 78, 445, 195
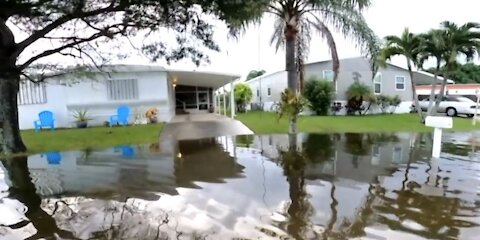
278, 135, 314, 239
2, 157, 77, 240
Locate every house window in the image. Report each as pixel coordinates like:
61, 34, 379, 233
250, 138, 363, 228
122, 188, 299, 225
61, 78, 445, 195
267, 87, 271, 96
374, 73, 382, 94
18, 81, 47, 105
395, 76, 406, 91
256, 89, 260, 97
107, 79, 139, 100
323, 70, 334, 82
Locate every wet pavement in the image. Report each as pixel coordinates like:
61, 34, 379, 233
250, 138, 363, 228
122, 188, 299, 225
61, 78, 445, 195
160, 113, 253, 141
1, 132, 480, 239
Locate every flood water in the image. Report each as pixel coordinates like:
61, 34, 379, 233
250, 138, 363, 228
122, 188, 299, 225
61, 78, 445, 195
1, 132, 480, 239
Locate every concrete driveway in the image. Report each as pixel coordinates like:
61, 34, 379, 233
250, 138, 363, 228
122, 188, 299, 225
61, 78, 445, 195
160, 114, 254, 141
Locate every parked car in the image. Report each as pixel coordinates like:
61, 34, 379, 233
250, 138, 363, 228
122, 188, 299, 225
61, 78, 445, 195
415, 95, 478, 117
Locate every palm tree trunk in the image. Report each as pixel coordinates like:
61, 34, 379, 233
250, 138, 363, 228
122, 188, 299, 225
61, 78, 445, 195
407, 61, 424, 121
0, 74, 27, 154
426, 60, 441, 116
285, 24, 298, 134
432, 65, 451, 114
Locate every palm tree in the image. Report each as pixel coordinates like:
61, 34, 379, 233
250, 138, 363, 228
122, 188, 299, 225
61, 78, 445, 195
266, 0, 379, 133
418, 29, 445, 116
380, 28, 424, 121
430, 21, 480, 114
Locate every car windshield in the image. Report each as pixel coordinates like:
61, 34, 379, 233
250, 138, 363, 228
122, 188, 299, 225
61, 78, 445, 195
454, 96, 475, 103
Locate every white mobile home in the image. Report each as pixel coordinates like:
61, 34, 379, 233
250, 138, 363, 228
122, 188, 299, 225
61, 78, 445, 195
18, 65, 238, 130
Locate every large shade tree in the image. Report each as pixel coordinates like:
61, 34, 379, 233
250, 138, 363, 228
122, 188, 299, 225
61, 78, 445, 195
379, 28, 424, 121
0, 0, 265, 154
265, 0, 379, 133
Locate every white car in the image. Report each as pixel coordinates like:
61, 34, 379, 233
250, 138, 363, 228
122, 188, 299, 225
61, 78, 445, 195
416, 95, 479, 117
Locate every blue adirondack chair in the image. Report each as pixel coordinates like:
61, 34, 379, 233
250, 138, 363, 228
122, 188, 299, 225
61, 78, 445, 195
34, 111, 55, 132
109, 106, 130, 127
114, 145, 135, 157
44, 152, 62, 165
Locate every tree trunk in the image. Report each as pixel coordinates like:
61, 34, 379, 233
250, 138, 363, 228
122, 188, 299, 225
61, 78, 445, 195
285, 24, 298, 134
432, 65, 451, 115
407, 62, 424, 122
426, 60, 441, 116
0, 74, 27, 154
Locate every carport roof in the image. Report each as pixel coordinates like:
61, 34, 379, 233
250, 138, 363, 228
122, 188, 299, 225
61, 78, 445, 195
167, 69, 240, 89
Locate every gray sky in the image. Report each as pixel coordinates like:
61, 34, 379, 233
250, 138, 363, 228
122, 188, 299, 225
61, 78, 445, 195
16, 0, 480, 79
150, 0, 478, 79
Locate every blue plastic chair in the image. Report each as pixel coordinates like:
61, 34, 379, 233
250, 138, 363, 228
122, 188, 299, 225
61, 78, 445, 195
34, 111, 55, 132
43, 152, 61, 165
114, 146, 135, 157
109, 106, 130, 127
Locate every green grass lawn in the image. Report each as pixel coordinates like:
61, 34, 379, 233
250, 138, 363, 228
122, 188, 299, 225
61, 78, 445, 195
237, 112, 480, 134
21, 123, 164, 154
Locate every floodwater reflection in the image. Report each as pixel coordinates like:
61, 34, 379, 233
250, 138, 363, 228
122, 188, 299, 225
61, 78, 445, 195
1, 133, 480, 239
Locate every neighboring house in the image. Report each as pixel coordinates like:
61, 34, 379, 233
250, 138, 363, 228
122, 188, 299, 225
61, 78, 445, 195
245, 57, 447, 114
417, 83, 480, 102
18, 65, 238, 130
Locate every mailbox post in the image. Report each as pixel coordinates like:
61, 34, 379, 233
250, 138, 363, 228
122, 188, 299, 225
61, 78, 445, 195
425, 116, 453, 158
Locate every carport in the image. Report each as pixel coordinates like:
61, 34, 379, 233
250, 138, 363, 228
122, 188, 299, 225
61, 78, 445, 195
168, 70, 239, 118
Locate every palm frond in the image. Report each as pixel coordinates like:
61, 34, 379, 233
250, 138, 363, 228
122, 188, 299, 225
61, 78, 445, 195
308, 18, 339, 84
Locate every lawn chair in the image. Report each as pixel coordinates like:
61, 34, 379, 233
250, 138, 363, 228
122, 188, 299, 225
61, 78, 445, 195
42, 152, 61, 165
109, 106, 130, 127
34, 111, 55, 132
114, 145, 135, 157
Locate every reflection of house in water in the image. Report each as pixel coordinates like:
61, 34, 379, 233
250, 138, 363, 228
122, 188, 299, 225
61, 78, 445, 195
26, 138, 244, 200
250, 132, 427, 183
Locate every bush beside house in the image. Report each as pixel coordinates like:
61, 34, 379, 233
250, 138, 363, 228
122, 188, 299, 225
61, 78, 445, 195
303, 78, 335, 116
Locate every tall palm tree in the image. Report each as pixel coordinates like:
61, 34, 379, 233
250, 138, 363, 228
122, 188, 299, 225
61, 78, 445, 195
430, 21, 480, 114
418, 29, 445, 116
380, 28, 424, 121
266, 0, 379, 133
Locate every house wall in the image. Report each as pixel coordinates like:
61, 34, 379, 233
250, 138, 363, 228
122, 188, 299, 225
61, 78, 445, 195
18, 71, 173, 129
246, 71, 288, 111
245, 57, 415, 114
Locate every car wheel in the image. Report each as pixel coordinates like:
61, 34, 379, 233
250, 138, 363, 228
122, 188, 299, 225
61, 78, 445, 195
446, 107, 457, 117
467, 114, 474, 118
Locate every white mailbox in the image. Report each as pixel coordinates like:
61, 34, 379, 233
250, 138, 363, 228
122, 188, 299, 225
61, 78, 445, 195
425, 116, 453, 129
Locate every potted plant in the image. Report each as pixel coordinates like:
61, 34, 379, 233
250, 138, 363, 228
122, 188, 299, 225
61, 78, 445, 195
73, 110, 92, 128
145, 107, 158, 124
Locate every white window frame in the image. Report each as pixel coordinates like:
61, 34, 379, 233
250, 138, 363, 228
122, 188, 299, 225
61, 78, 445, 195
323, 70, 337, 92
374, 73, 382, 94
395, 76, 406, 91
18, 81, 47, 105
322, 70, 334, 82
107, 79, 139, 101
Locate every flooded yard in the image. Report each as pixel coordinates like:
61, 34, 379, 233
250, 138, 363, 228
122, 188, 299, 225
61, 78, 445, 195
1, 132, 480, 239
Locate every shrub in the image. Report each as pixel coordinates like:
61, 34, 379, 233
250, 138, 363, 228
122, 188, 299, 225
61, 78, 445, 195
345, 82, 374, 115
303, 78, 335, 115
377, 95, 402, 114
234, 83, 253, 113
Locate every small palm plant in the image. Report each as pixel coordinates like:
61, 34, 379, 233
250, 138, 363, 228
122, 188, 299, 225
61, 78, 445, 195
72, 110, 92, 128
345, 82, 374, 115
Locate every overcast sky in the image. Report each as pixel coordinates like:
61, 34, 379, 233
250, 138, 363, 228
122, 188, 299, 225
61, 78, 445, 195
147, 0, 478, 79
17, 0, 480, 79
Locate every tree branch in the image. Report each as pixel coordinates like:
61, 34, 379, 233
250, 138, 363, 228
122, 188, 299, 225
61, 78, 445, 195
18, 28, 119, 70
13, 1, 120, 59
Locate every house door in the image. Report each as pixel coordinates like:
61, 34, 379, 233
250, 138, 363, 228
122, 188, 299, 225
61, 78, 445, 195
197, 91, 209, 110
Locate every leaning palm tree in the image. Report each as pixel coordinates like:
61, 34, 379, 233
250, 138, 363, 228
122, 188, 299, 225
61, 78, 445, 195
418, 29, 446, 116
430, 21, 480, 114
266, 0, 379, 133
380, 28, 424, 121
